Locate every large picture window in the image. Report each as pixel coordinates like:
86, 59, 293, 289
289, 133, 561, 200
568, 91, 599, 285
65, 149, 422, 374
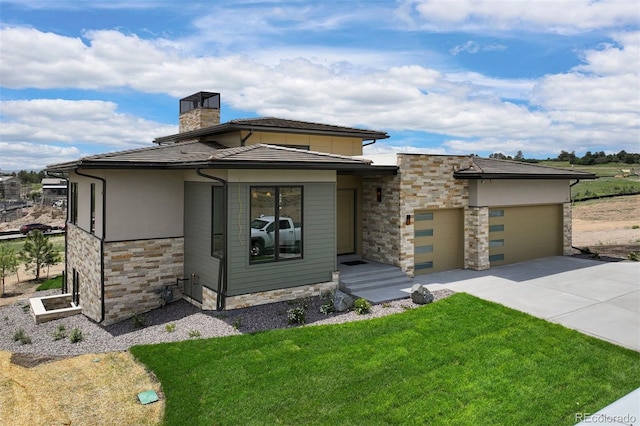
250, 186, 302, 263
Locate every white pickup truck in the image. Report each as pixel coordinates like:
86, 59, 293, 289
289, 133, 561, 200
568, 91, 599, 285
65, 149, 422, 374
250, 216, 301, 257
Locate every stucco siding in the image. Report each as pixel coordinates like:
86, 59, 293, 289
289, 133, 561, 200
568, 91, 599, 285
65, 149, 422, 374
104, 170, 184, 241
69, 172, 105, 239
469, 179, 570, 206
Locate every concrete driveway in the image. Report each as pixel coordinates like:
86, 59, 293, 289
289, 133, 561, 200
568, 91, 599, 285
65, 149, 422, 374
414, 256, 640, 352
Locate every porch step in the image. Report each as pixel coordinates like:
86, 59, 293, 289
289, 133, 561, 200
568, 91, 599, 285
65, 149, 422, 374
339, 260, 413, 303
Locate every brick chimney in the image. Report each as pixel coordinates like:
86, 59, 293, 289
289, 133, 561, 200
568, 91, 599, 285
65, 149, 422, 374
179, 92, 221, 132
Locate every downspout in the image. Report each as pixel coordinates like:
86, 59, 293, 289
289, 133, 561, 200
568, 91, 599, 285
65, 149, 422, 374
74, 169, 107, 322
362, 139, 377, 148
240, 130, 254, 146
196, 168, 228, 310
46, 171, 69, 293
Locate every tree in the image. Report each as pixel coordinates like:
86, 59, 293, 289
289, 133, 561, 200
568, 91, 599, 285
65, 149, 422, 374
19, 230, 59, 282
514, 150, 524, 161
43, 246, 62, 280
0, 245, 19, 296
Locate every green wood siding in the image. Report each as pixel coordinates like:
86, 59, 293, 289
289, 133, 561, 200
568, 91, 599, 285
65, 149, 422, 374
227, 182, 336, 296
184, 182, 220, 301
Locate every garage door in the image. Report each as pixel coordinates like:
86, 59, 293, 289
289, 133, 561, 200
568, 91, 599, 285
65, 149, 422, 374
414, 208, 464, 275
488, 204, 563, 266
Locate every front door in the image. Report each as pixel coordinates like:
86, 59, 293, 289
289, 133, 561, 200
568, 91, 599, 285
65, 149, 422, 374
337, 189, 356, 254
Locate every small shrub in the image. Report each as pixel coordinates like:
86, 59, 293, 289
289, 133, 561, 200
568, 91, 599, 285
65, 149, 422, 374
53, 324, 67, 341
69, 328, 84, 343
319, 300, 335, 315
132, 314, 146, 329
287, 306, 307, 324
632, 225, 640, 230
189, 329, 201, 338
233, 317, 243, 329
353, 298, 372, 315
628, 252, 639, 262
165, 323, 176, 333
13, 328, 32, 345
21, 305, 30, 313
382, 302, 392, 308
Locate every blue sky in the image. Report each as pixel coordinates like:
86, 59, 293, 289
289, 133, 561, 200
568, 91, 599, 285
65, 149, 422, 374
0, 0, 638, 170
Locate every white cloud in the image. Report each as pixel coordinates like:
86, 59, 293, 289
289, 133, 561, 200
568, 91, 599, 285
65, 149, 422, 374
401, 0, 640, 33
449, 40, 506, 55
0, 141, 80, 171
0, 24, 638, 168
0, 99, 177, 169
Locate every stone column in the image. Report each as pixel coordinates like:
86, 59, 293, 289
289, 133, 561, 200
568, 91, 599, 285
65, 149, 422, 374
465, 206, 490, 270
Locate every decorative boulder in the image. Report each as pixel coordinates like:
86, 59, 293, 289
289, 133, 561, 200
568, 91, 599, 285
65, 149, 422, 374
334, 290, 354, 312
410, 284, 434, 305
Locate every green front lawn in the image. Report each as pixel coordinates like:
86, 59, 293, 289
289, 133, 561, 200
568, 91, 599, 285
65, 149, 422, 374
131, 294, 640, 425
35, 275, 63, 291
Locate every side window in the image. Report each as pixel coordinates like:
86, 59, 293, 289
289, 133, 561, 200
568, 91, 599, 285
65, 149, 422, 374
211, 186, 224, 258
90, 183, 96, 234
70, 182, 78, 224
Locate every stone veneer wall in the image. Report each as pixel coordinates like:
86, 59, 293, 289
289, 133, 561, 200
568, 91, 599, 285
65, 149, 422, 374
362, 174, 402, 265
179, 109, 220, 133
362, 156, 473, 275
102, 237, 184, 325
66, 225, 102, 322
563, 202, 573, 255
398, 155, 471, 276
465, 207, 490, 270
201, 272, 339, 311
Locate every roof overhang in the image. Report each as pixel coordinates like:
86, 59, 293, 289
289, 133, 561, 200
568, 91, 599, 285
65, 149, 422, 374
453, 171, 597, 180
154, 121, 389, 145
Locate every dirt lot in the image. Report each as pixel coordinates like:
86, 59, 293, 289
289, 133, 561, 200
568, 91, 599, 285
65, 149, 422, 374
0, 205, 66, 232
0, 350, 164, 425
572, 194, 640, 259
0, 195, 637, 425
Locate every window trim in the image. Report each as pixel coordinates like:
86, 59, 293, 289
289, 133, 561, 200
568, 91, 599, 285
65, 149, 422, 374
70, 182, 78, 225
90, 183, 96, 234
249, 185, 303, 264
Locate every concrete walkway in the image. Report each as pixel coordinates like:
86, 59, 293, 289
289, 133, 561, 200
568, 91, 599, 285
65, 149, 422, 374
413, 256, 640, 424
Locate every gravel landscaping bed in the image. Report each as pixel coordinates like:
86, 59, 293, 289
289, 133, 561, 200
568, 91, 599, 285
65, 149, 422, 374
0, 289, 455, 357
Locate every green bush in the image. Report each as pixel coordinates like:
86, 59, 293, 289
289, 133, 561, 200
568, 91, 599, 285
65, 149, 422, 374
189, 329, 201, 339
69, 328, 84, 343
628, 252, 639, 262
353, 298, 372, 315
165, 323, 176, 333
319, 299, 335, 315
13, 328, 32, 344
233, 317, 242, 329
287, 306, 307, 324
132, 314, 146, 329
53, 324, 67, 341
